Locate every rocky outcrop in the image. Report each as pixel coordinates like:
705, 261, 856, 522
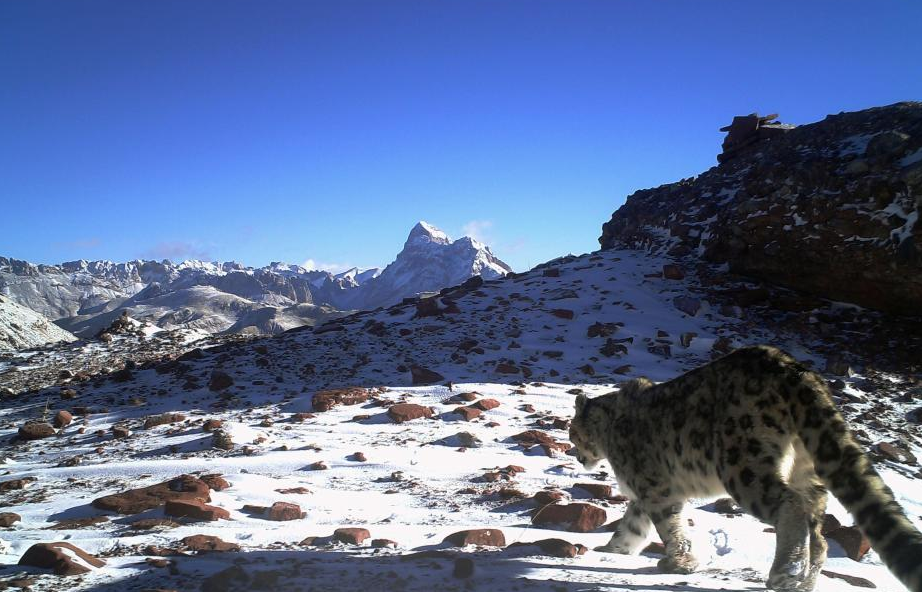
0, 296, 77, 352
599, 102, 922, 316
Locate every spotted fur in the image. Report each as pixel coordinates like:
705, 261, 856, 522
570, 345, 922, 591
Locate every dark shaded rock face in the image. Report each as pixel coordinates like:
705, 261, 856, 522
600, 102, 922, 316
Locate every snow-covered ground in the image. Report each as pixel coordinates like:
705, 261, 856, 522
0, 248, 919, 591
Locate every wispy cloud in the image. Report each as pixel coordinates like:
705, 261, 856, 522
142, 241, 212, 262
461, 219, 494, 243
53, 237, 102, 250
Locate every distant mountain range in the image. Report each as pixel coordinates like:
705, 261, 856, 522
0, 221, 511, 345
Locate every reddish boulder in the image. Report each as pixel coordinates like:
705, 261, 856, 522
453, 406, 482, 421
533, 490, 566, 506
0, 512, 21, 527
164, 500, 230, 521
0, 477, 36, 492
443, 529, 506, 547
181, 534, 240, 552
550, 309, 575, 320
202, 419, 223, 432
574, 483, 612, 499
312, 387, 371, 412
18, 542, 105, 575
52, 411, 73, 429
268, 502, 304, 521
18, 422, 55, 440
471, 399, 500, 411
200, 474, 230, 491
92, 475, 211, 515
532, 502, 607, 533
334, 527, 371, 544
143, 413, 186, 429
387, 403, 433, 423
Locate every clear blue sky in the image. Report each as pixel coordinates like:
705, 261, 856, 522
1, 1, 920, 272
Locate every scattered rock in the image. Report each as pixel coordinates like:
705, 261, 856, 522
18, 422, 55, 441
92, 475, 211, 515
0, 477, 36, 492
550, 308, 575, 320
200, 474, 230, 491
208, 370, 234, 391
334, 527, 370, 544
18, 542, 105, 575
268, 502, 304, 521
312, 387, 372, 412
202, 419, 223, 432
821, 570, 876, 588
827, 525, 871, 561
143, 413, 186, 429
453, 406, 481, 421
387, 403, 433, 423
52, 410, 72, 429
532, 502, 607, 533
471, 398, 500, 411
372, 539, 398, 548
673, 296, 701, 316
212, 429, 234, 451
573, 483, 612, 499
164, 500, 230, 521
443, 529, 506, 547
128, 518, 180, 530
0, 512, 21, 527
509, 538, 588, 558
181, 534, 240, 553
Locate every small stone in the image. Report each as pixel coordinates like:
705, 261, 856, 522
827, 525, 871, 561
531, 502, 606, 533
164, 500, 230, 521
820, 570, 876, 588
143, 413, 186, 429
52, 410, 73, 429
550, 308, 575, 320
181, 534, 240, 553
202, 419, 223, 432
200, 474, 230, 491
573, 483, 612, 499
509, 538, 585, 558
352, 452, 367, 462
471, 398, 501, 411
453, 406, 482, 421
372, 538, 398, 548
533, 490, 567, 506
111, 425, 130, 439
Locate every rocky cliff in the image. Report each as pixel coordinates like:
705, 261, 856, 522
600, 102, 922, 316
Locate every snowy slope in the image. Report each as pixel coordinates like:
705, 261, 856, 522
0, 295, 77, 351
0, 246, 918, 591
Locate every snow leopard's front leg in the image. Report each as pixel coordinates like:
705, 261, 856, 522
648, 502, 699, 574
595, 500, 652, 554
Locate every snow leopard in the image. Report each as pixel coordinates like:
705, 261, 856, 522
569, 345, 922, 591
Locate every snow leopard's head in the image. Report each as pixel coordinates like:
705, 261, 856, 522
569, 394, 605, 470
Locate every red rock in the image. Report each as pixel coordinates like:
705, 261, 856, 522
164, 499, 230, 521
532, 502, 607, 533
143, 413, 186, 429
550, 308, 575, 320
145, 557, 172, 568
52, 411, 73, 429
275, 487, 311, 494
448, 392, 479, 403
453, 406, 482, 421
443, 529, 506, 547
334, 527, 371, 544
372, 538, 398, 548
181, 534, 240, 552
472, 398, 500, 411
827, 525, 871, 561
574, 483, 612, 499
208, 370, 234, 391
644, 541, 666, 554
202, 419, 223, 432
200, 474, 230, 491
268, 501, 304, 521
533, 490, 566, 506
352, 452, 367, 462
821, 513, 842, 536
509, 538, 586, 558
512, 430, 555, 445
18, 422, 55, 440
111, 425, 130, 438
312, 387, 371, 412
410, 365, 445, 384
18, 542, 105, 575
92, 475, 211, 515
308, 461, 328, 470
387, 403, 433, 423
0, 477, 36, 492
0, 512, 21, 527
45, 516, 109, 530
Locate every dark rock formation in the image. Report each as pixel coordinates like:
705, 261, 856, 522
600, 102, 922, 316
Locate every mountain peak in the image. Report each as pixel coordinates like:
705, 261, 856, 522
405, 221, 451, 248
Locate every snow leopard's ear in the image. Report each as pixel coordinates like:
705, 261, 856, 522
574, 393, 588, 414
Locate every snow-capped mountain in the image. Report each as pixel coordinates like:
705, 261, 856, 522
334, 221, 512, 310
0, 295, 77, 351
0, 222, 510, 341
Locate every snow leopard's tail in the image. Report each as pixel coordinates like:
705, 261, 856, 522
769, 347, 922, 592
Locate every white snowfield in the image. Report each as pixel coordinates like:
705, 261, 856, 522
0, 296, 77, 352
0, 248, 918, 591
